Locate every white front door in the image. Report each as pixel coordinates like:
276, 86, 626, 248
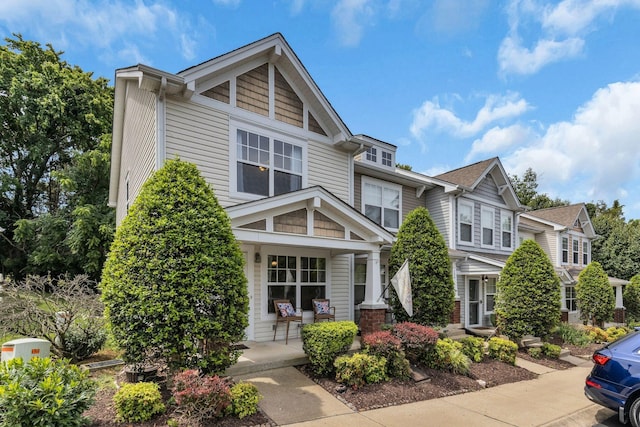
468, 278, 482, 327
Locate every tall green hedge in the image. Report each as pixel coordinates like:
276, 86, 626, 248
495, 239, 561, 340
624, 274, 640, 323
388, 207, 454, 326
101, 159, 248, 373
576, 261, 614, 326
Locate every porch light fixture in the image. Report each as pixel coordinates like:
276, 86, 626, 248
482, 275, 489, 283
254, 253, 261, 263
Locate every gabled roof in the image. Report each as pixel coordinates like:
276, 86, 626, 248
523, 204, 596, 238
435, 157, 523, 210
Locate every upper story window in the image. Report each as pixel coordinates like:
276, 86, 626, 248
366, 147, 377, 162
573, 239, 579, 264
583, 241, 589, 265
458, 200, 473, 244
382, 151, 393, 167
362, 177, 401, 230
362, 146, 394, 169
481, 207, 495, 247
236, 128, 303, 197
501, 210, 512, 249
562, 237, 569, 263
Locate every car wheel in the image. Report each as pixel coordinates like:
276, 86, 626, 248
630, 397, 640, 427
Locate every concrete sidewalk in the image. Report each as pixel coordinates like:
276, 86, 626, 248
236, 358, 601, 427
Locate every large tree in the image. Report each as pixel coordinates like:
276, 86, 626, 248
495, 240, 561, 341
101, 159, 249, 373
0, 35, 113, 279
509, 168, 568, 210
388, 207, 454, 326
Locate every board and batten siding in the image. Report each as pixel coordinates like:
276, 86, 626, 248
116, 84, 157, 225
307, 142, 350, 203
425, 187, 451, 247
165, 99, 233, 206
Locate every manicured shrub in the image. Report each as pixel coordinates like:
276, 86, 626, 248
606, 326, 630, 342
495, 240, 561, 341
488, 337, 518, 365
584, 325, 609, 343
392, 322, 439, 363
302, 321, 358, 376
113, 382, 166, 423
460, 336, 485, 362
0, 357, 97, 427
541, 342, 562, 359
552, 323, 592, 346
61, 318, 108, 361
362, 330, 410, 379
334, 353, 388, 389
171, 369, 232, 420
624, 275, 640, 323
101, 159, 249, 373
227, 382, 261, 419
576, 262, 615, 327
528, 347, 543, 359
424, 338, 470, 375
388, 207, 455, 326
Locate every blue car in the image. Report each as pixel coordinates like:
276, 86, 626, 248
585, 330, 640, 426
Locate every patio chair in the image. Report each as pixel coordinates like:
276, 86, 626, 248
311, 298, 335, 322
273, 299, 303, 344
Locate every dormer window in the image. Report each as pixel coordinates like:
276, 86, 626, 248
362, 146, 394, 169
382, 151, 393, 167
366, 147, 377, 162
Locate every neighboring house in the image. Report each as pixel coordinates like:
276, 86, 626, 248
519, 204, 628, 323
109, 33, 395, 340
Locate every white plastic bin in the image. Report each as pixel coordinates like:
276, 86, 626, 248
1, 338, 51, 362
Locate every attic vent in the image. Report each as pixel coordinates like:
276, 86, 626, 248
237, 63, 269, 116
308, 112, 327, 136
274, 68, 303, 128
202, 80, 230, 104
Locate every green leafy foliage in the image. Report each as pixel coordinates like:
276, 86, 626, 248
113, 382, 165, 423
624, 275, 640, 323
227, 382, 261, 419
459, 336, 485, 363
101, 159, 249, 373
576, 262, 615, 326
541, 343, 561, 359
424, 338, 471, 375
487, 337, 518, 365
0, 357, 97, 427
361, 330, 410, 379
392, 322, 439, 363
605, 326, 630, 342
170, 369, 231, 420
509, 168, 569, 210
495, 240, 561, 341
552, 323, 592, 347
334, 353, 388, 389
0, 35, 114, 279
528, 347, 542, 359
301, 321, 358, 376
388, 207, 455, 326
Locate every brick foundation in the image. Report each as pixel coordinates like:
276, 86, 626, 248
560, 310, 569, 323
359, 308, 387, 335
449, 300, 461, 324
614, 307, 625, 324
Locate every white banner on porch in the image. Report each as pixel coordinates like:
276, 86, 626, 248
391, 259, 413, 317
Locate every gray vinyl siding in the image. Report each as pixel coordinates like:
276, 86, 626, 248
308, 142, 350, 203
456, 197, 514, 257
402, 185, 425, 222
475, 176, 505, 205
116, 84, 157, 225
457, 276, 465, 325
425, 187, 450, 247
165, 99, 232, 206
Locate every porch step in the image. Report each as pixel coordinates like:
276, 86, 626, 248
521, 335, 542, 348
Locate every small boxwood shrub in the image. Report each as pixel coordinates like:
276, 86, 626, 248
227, 382, 261, 419
541, 342, 562, 359
362, 330, 410, 379
0, 357, 97, 427
171, 369, 231, 420
302, 321, 358, 376
424, 338, 470, 375
334, 353, 388, 389
114, 382, 166, 423
488, 337, 518, 365
392, 322, 438, 363
528, 347, 543, 359
459, 336, 485, 362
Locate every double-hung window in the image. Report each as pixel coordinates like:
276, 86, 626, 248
583, 241, 589, 265
573, 239, 579, 264
485, 278, 497, 313
458, 201, 473, 244
566, 285, 577, 312
481, 207, 495, 247
501, 210, 512, 249
362, 178, 400, 230
562, 237, 569, 263
236, 129, 303, 197
267, 254, 327, 313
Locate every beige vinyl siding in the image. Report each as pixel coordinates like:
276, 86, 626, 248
330, 254, 351, 321
425, 187, 450, 247
116, 84, 157, 225
354, 173, 362, 209
402, 186, 425, 222
308, 142, 350, 203
165, 99, 233, 206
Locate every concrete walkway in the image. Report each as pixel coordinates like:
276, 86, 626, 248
235, 355, 600, 427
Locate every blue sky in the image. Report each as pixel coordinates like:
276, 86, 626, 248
2, 0, 640, 219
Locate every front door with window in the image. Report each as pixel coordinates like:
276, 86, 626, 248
468, 279, 481, 327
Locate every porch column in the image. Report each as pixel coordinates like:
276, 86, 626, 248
614, 285, 625, 324
560, 284, 569, 322
359, 248, 387, 335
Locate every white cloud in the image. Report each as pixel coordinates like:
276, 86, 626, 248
498, 35, 584, 76
465, 124, 533, 163
410, 92, 530, 140
331, 0, 376, 47
503, 80, 640, 205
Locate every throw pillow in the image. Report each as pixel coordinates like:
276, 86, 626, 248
314, 300, 330, 315
277, 302, 296, 317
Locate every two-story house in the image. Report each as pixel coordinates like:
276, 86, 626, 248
519, 204, 628, 324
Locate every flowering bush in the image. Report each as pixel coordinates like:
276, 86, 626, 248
392, 322, 438, 362
171, 369, 231, 420
362, 330, 410, 379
